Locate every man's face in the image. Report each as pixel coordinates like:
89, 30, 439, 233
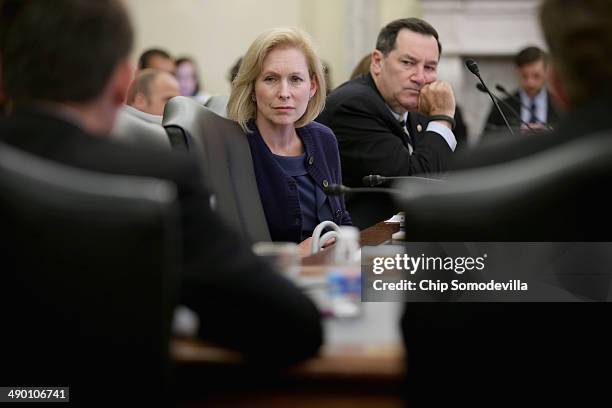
371, 29, 439, 113
517, 59, 547, 98
147, 55, 175, 74
141, 72, 180, 116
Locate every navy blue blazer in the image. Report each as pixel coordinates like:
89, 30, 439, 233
246, 120, 352, 243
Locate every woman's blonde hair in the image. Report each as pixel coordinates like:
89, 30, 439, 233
227, 27, 326, 132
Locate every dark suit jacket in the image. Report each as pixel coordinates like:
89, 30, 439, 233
0, 107, 322, 365
403, 96, 612, 406
317, 73, 454, 188
484, 89, 560, 132
247, 120, 351, 243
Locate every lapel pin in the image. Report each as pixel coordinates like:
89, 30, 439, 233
417, 124, 423, 132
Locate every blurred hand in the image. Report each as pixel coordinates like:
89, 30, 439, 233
521, 122, 548, 133
298, 237, 313, 258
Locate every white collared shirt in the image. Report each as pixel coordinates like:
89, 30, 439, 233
519, 87, 548, 124
387, 106, 457, 153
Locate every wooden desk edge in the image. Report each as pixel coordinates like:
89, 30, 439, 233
172, 339, 405, 381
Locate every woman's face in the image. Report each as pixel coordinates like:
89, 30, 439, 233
254, 46, 316, 129
175, 61, 197, 96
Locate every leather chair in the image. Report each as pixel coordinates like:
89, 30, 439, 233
395, 131, 612, 406
0, 142, 180, 404
163, 96, 270, 243
394, 131, 612, 301
395, 130, 612, 242
111, 105, 171, 150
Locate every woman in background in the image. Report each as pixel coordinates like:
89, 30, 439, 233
176, 56, 229, 116
227, 27, 351, 254
175, 57, 211, 105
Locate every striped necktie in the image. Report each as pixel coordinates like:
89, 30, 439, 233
399, 119, 414, 154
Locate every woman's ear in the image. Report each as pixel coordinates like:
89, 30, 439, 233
310, 78, 318, 99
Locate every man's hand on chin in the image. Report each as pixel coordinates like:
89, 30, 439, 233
418, 81, 456, 129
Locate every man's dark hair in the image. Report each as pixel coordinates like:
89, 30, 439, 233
514, 46, 548, 67
541, 0, 612, 105
0, 0, 25, 50
139, 48, 172, 70
375, 18, 442, 57
2, 0, 133, 105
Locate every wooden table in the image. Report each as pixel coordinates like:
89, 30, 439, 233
173, 221, 404, 407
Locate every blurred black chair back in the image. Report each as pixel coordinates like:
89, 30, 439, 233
0, 142, 180, 404
395, 131, 612, 241
163, 96, 270, 243
111, 106, 171, 150
346, 194, 397, 230
396, 131, 612, 405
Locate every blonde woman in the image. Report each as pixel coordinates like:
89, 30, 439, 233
228, 28, 351, 252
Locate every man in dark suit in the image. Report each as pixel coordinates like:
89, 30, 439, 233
484, 46, 560, 133
317, 18, 457, 227
0, 0, 321, 378
318, 18, 456, 187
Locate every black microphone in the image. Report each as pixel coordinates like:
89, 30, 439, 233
324, 183, 404, 196
476, 84, 536, 131
495, 84, 552, 129
465, 59, 515, 137
362, 174, 445, 187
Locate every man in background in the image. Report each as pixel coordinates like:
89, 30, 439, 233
127, 68, 180, 118
138, 47, 175, 74
484, 46, 560, 132
111, 68, 180, 148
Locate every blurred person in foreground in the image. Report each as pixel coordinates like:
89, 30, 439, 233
403, 1, 612, 405
0, 0, 322, 400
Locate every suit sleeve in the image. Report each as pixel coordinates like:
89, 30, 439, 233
175, 160, 323, 365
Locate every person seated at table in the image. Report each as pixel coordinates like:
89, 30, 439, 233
227, 27, 351, 254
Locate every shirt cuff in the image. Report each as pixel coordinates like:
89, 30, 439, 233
427, 121, 457, 152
